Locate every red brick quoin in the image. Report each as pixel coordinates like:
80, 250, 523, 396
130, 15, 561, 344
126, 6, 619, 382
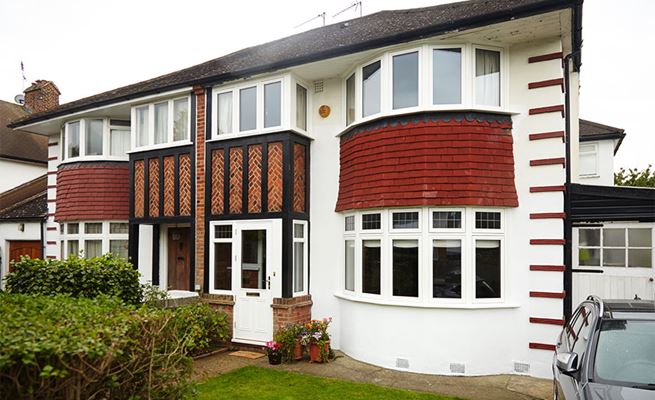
55, 162, 129, 222
335, 113, 519, 212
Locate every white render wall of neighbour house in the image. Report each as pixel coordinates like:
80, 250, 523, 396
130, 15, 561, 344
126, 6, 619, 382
305, 36, 568, 378
44, 137, 60, 260
0, 159, 46, 193
0, 221, 43, 288
138, 224, 154, 286
575, 139, 615, 186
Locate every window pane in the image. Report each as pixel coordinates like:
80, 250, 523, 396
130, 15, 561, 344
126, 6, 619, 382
294, 223, 304, 239
214, 242, 232, 290
264, 82, 281, 128
67, 223, 79, 234
362, 213, 381, 230
154, 102, 168, 144
346, 74, 356, 125
85, 240, 102, 258
475, 49, 500, 107
61, 129, 66, 160
579, 145, 597, 176
344, 215, 355, 231
136, 106, 149, 147
603, 229, 625, 247
110, 129, 130, 156
475, 240, 501, 299
215, 225, 232, 239
603, 249, 625, 267
628, 249, 652, 267
110, 240, 128, 260
392, 212, 419, 229
85, 119, 103, 156
85, 223, 102, 234
579, 229, 601, 247
345, 240, 355, 291
362, 61, 381, 117
433, 239, 461, 298
293, 242, 304, 292
432, 211, 461, 229
241, 230, 266, 289
109, 223, 129, 234
296, 84, 307, 130
173, 98, 188, 141
393, 240, 419, 297
433, 48, 461, 104
239, 86, 257, 131
475, 212, 501, 229
362, 240, 381, 294
218, 92, 233, 135
67, 121, 80, 157
579, 248, 601, 266
628, 228, 652, 247
68, 240, 79, 257
392, 52, 419, 109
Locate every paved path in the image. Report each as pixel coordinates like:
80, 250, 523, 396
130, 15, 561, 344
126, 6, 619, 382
194, 350, 552, 400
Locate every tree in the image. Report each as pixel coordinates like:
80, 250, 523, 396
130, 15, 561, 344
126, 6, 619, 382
614, 164, 655, 188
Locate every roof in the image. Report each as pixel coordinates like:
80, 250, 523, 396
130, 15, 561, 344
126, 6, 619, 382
0, 100, 48, 163
0, 174, 47, 221
8, 0, 582, 129
570, 183, 655, 223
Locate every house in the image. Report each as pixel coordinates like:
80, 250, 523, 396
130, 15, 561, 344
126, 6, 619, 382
10, 0, 650, 379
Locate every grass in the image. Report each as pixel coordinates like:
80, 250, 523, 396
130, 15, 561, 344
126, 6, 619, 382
196, 366, 460, 400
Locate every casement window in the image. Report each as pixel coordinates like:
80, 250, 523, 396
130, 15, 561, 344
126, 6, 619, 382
578, 227, 653, 268
345, 74, 356, 125
132, 96, 190, 150
392, 51, 419, 109
474, 48, 501, 107
342, 208, 505, 305
579, 143, 598, 177
60, 221, 129, 260
362, 60, 382, 117
293, 221, 308, 295
433, 48, 462, 105
62, 118, 130, 160
296, 84, 308, 131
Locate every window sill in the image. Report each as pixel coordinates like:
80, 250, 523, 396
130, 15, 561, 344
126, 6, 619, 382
579, 174, 600, 179
207, 128, 314, 143
128, 140, 193, 154
59, 156, 129, 164
334, 292, 519, 309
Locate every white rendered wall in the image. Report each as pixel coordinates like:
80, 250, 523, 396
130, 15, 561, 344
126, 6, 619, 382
0, 159, 46, 194
576, 140, 615, 186
0, 221, 42, 288
138, 224, 154, 285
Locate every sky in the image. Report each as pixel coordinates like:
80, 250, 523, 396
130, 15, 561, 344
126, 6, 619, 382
0, 0, 653, 170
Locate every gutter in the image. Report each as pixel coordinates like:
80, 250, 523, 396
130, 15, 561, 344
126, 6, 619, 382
9, 0, 581, 129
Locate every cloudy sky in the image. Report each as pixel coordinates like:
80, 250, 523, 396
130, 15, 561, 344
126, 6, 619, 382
1, 0, 653, 170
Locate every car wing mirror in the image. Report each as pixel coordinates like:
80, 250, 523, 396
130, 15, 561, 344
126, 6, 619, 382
556, 352, 579, 375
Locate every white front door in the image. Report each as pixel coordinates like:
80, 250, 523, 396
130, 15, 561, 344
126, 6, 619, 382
231, 220, 281, 344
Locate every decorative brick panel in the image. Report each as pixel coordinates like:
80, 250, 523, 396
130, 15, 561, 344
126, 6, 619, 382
148, 158, 160, 217
248, 145, 263, 213
336, 112, 519, 211
163, 156, 175, 216
56, 162, 130, 222
267, 142, 283, 212
229, 147, 243, 214
179, 154, 192, 216
272, 295, 312, 334
211, 149, 225, 215
293, 143, 306, 213
134, 160, 145, 218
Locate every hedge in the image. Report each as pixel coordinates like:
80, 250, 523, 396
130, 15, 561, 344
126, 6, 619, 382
4, 255, 142, 305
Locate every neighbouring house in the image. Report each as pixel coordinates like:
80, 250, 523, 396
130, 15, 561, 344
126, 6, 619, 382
8, 0, 654, 379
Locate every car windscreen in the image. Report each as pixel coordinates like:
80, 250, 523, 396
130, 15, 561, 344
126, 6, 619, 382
593, 319, 655, 387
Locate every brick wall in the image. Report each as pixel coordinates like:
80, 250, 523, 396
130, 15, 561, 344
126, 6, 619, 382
194, 87, 206, 290
24, 80, 60, 114
202, 294, 234, 337
55, 162, 129, 221
272, 295, 312, 333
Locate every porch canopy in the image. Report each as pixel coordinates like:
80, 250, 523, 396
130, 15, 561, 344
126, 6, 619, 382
570, 183, 655, 223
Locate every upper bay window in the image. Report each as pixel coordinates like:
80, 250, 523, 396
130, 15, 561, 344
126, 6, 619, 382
213, 75, 309, 139
62, 118, 130, 160
344, 44, 503, 126
133, 96, 190, 150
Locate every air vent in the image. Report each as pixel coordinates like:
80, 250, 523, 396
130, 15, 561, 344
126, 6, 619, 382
313, 80, 324, 93
514, 362, 530, 374
395, 358, 409, 369
449, 363, 465, 374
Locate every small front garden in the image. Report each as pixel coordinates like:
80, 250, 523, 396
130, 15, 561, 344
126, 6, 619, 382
197, 366, 460, 400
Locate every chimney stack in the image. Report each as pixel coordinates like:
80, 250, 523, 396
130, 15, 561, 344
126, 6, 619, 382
23, 80, 60, 114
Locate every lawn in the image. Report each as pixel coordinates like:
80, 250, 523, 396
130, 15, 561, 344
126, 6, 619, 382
196, 366, 461, 400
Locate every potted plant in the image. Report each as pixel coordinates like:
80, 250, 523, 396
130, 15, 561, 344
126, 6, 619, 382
302, 317, 332, 363
293, 324, 306, 360
263, 340, 282, 365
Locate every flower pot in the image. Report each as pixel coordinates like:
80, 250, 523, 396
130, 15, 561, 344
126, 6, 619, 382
294, 339, 304, 360
268, 352, 282, 365
309, 340, 330, 363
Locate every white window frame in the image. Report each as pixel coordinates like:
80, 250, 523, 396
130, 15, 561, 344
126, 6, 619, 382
359, 56, 385, 120
471, 235, 505, 304
472, 209, 505, 233
108, 120, 132, 157
579, 143, 599, 177
428, 44, 467, 108
61, 118, 130, 162
208, 222, 236, 295
344, 214, 356, 233
389, 47, 423, 112
427, 233, 467, 305
472, 44, 507, 110
59, 221, 129, 259
387, 233, 422, 303
577, 225, 654, 269
428, 207, 466, 233
389, 208, 421, 233
130, 95, 192, 152
360, 211, 384, 233
292, 220, 308, 296
292, 78, 311, 134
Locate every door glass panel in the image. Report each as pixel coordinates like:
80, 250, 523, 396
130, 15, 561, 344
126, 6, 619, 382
603, 249, 625, 267
214, 242, 232, 290
579, 248, 601, 266
241, 229, 266, 289
579, 229, 600, 246
628, 249, 651, 268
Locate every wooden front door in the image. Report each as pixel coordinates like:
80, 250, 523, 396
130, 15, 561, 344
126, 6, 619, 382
167, 228, 190, 291
8, 241, 42, 272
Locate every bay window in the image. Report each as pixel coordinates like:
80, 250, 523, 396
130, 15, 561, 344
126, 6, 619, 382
345, 240, 355, 291
362, 240, 381, 294
346, 74, 356, 125
240, 86, 257, 131
392, 239, 419, 297
132, 96, 190, 149
110, 120, 131, 156
296, 84, 307, 131
362, 60, 381, 117
433, 239, 462, 298
173, 98, 189, 141
475, 239, 501, 299
217, 92, 233, 135
67, 121, 80, 158
60, 221, 129, 260
433, 48, 462, 105
154, 102, 168, 144
264, 82, 282, 128
392, 51, 419, 109
85, 119, 103, 155
293, 221, 308, 294
63, 118, 130, 160
475, 48, 501, 107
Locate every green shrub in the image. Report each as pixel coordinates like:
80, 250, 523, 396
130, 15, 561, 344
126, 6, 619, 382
0, 293, 193, 400
174, 302, 230, 356
4, 254, 142, 305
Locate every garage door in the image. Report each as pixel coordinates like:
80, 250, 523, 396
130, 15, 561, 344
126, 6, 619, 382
8, 240, 42, 272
